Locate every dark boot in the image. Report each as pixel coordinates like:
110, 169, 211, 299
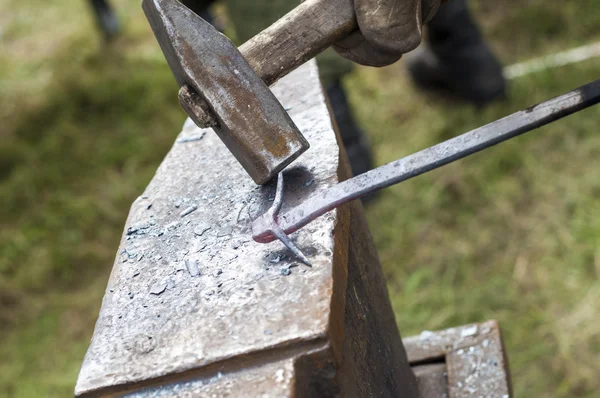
89, 0, 120, 41
325, 81, 374, 177
407, 0, 506, 106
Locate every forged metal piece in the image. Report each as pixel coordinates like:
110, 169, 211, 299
253, 79, 600, 261
260, 174, 312, 266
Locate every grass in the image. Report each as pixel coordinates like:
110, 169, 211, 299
1, 0, 599, 396
350, 60, 600, 396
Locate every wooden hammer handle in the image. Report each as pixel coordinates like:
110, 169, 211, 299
180, 0, 357, 127
240, 0, 356, 86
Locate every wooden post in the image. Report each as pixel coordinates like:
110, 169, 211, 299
75, 61, 417, 397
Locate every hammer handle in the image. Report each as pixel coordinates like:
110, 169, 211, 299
181, 0, 357, 127
241, 0, 356, 86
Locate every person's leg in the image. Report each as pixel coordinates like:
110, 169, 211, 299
89, 0, 120, 40
407, 0, 506, 106
224, 0, 373, 176
180, 0, 223, 30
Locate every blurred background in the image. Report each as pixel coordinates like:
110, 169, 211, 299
1, 0, 599, 396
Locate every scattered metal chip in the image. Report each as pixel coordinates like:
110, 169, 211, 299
150, 282, 167, 295
176, 132, 206, 143
126, 225, 149, 235
180, 204, 198, 217
280, 267, 291, 276
185, 259, 200, 277
461, 325, 478, 338
274, 369, 285, 383
269, 254, 283, 264
193, 223, 211, 237
217, 226, 233, 237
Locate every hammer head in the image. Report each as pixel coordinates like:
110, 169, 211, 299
143, 0, 309, 185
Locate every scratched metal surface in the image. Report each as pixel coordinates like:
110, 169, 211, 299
75, 61, 341, 396
125, 357, 296, 397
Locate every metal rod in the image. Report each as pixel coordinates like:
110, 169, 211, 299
252, 79, 600, 251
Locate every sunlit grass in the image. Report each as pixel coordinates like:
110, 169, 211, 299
348, 58, 600, 396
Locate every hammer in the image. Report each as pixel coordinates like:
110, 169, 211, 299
143, 0, 358, 184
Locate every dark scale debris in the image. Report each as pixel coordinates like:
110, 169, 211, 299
126, 224, 151, 236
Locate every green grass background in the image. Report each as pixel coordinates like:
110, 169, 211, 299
1, 0, 599, 396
